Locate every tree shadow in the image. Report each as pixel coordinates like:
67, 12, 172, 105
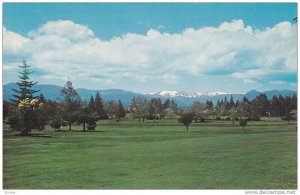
13, 133, 54, 138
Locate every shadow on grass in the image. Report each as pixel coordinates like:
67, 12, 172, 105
13, 134, 54, 138
55, 130, 108, 133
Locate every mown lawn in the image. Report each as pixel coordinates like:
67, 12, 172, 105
3, 118, 297, 189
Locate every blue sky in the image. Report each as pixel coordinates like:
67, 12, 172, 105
3, 3, 297, 93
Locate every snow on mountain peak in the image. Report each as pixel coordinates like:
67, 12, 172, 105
196, 92, 229, 96
151, 90, 233, 97
155, 90, 190, 97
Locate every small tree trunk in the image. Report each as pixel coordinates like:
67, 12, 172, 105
186, 125, 189, 131
83, 123, 86, 131
69, 123, 72, 131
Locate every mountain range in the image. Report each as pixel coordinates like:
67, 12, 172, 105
3, 83, 296, 108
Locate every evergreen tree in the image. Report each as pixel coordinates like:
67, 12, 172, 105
9, 60, 44, 135
243, 96, 250, 104
88, 95, 96, 113
11, 60, 40, 103
163, 99, 171, 110
251, 93, 269, 117
229, 95, 235, 108
116, 100, 126, 121
95, 92, 107, 119
39, 94, 46, 103
270, 95, 281, 116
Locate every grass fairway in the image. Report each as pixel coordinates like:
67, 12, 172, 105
3, 118, 297, 189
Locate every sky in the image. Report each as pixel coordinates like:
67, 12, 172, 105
3, 3, 298, 94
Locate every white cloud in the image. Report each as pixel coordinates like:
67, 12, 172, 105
3, 27, 31, 55
3, 19, 297, 90
28, 20, 95, 42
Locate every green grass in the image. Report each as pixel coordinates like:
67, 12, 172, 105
3, 118, 297, 189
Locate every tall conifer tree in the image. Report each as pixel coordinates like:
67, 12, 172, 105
11, 60, 39, 103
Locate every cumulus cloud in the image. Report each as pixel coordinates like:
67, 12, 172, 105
3, 27, 31, 55
3, 19, 297, 89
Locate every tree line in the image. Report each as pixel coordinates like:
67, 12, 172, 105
3, 61, 297, 135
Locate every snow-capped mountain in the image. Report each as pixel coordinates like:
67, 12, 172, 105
151, 90, 192, 97
151, 90, 234, 98
195, 92, 232, 96
4, 83, 296, 108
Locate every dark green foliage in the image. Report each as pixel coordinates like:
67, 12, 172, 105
148, 98, 162, 122
3, 101, 13, 120
179, 112, 194, 131
95, 92, 107, 119
8, 109, 23, 131
87, 117, 97, 130
116, 100, 126, 121
205, 100, 213, 110
8, 102, 44, 135
11, 60, 40, 103
88, 95, 95, 113
216, 93, 296, 119
60, 80, 81, 131
229, 95, 235, 109
77, 106, 90, 131
49, 117, 63, 131
239, 119, 248, 130
8, 60, 44, 135
251, 94, 269, 117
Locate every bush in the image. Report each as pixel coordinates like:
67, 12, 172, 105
50, 118, 62, 131
235, 117, 240, 121
200, 117, 205, 122
239, 119, 248, 130
8, 110, 23, 131
61, 120, 68, 127
87, 118, 97, 130
216, 116, 221, 120
225, 117, 230, 121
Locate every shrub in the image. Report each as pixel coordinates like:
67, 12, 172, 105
50, 118, 63, 131
239, 119, 248, 130
87, 118, 97, 130
61, 121, 68, 127
216, 116, 221, 120
225, 117, 230, 121
179, 112, 194, 131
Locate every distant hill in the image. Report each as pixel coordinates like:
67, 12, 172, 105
244, 89, 296, 100
3, 83, 296, 108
